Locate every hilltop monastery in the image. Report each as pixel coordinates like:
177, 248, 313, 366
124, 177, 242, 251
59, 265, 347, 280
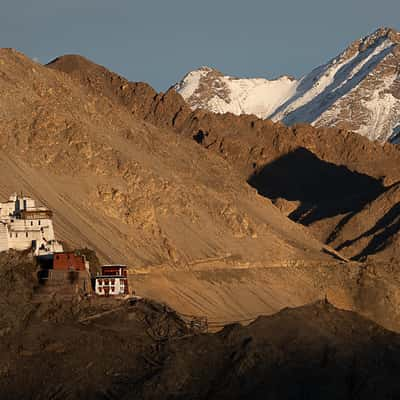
0, 193, 130, 297
0, 193, 63, 255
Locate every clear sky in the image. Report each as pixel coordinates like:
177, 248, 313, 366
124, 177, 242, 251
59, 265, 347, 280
2, 0, 400, 91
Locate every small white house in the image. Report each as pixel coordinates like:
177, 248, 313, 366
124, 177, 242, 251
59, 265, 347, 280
95, 265, 129, 296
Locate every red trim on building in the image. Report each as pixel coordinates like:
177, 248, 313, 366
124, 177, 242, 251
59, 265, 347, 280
101, 265, 128, 277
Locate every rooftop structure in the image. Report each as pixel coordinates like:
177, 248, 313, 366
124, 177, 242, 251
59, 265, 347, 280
0, 193, 63, 255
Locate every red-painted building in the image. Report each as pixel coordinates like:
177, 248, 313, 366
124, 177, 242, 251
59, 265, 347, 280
95, 265, 129, 296
53, 252, 89, 271
37, 251, 92, 295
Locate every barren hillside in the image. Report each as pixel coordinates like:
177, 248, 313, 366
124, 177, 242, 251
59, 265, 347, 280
328, 182, 400, 261
48, 54, 400, 262
2, 48, 400, 322
0, 49, 349, 321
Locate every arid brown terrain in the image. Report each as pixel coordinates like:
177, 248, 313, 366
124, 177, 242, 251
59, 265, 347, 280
1, 48, 400, 319
0, 48, 339, 321
2, 253, 400, 399
48, 53, 400, 263
1, 48, 400, 398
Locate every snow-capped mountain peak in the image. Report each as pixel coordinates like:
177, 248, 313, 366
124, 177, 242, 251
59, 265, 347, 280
174, 66, 299, 119
174, 27, 400, 142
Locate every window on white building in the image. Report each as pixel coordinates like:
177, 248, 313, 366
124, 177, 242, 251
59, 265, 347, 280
26, 232, 28, 238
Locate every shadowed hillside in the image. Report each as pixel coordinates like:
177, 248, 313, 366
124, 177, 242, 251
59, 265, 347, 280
2, 260, 400, 400
248, 147, 384, 224
329, 182, 400, 260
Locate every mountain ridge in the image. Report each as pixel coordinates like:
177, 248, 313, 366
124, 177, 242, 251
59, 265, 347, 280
0, 47, 349, 321
174, 27, 400, 142
48, 51, 400, 263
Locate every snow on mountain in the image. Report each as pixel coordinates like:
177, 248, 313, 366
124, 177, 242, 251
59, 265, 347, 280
174, 66, 298, 119
174, 27, 400, 142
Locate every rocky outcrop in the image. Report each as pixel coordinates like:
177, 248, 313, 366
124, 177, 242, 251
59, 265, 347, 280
3, 289, 400, 399
145, 301, 400, 400
328, 182, 400, 261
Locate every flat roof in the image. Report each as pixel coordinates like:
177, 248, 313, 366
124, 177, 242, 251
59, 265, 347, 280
96, 275, 127, 279
101, 264, 128, 268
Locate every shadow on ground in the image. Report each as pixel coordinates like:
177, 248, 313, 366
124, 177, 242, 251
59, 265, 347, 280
248, 147, 384, 226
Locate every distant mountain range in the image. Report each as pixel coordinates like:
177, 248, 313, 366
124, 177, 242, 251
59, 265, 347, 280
174, 27, 400, 143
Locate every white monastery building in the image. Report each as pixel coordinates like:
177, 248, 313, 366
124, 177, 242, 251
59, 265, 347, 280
0, 193, 63, 255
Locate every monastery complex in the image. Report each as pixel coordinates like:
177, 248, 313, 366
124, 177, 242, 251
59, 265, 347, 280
0, 193, 130, 297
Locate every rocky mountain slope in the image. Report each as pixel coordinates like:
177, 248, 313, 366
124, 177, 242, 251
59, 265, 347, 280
1, 48, 333, 266
3, 48, 400, 399
1, 47, 399, 322
3, 257, 400, 400
327, 181, 400, 261
175, 27, 400, 142
44, 53, 400, 327
48, 54, 400, 183
0, 48, 349, 322
175, 66, 298, 121
49, 56, 400, 266
146, 301, 400, 400
49, 53, 400, 263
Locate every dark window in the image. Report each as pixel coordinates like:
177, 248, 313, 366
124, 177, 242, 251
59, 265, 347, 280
38, 220, 41, 226
26, 232, 28, 238
30, 221, 33, 226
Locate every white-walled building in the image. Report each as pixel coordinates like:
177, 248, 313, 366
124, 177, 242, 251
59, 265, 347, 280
0, 193, 63, 255
95, 265, 129, 296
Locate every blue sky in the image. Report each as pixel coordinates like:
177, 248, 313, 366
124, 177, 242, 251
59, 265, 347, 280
1, 0, 400, 90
